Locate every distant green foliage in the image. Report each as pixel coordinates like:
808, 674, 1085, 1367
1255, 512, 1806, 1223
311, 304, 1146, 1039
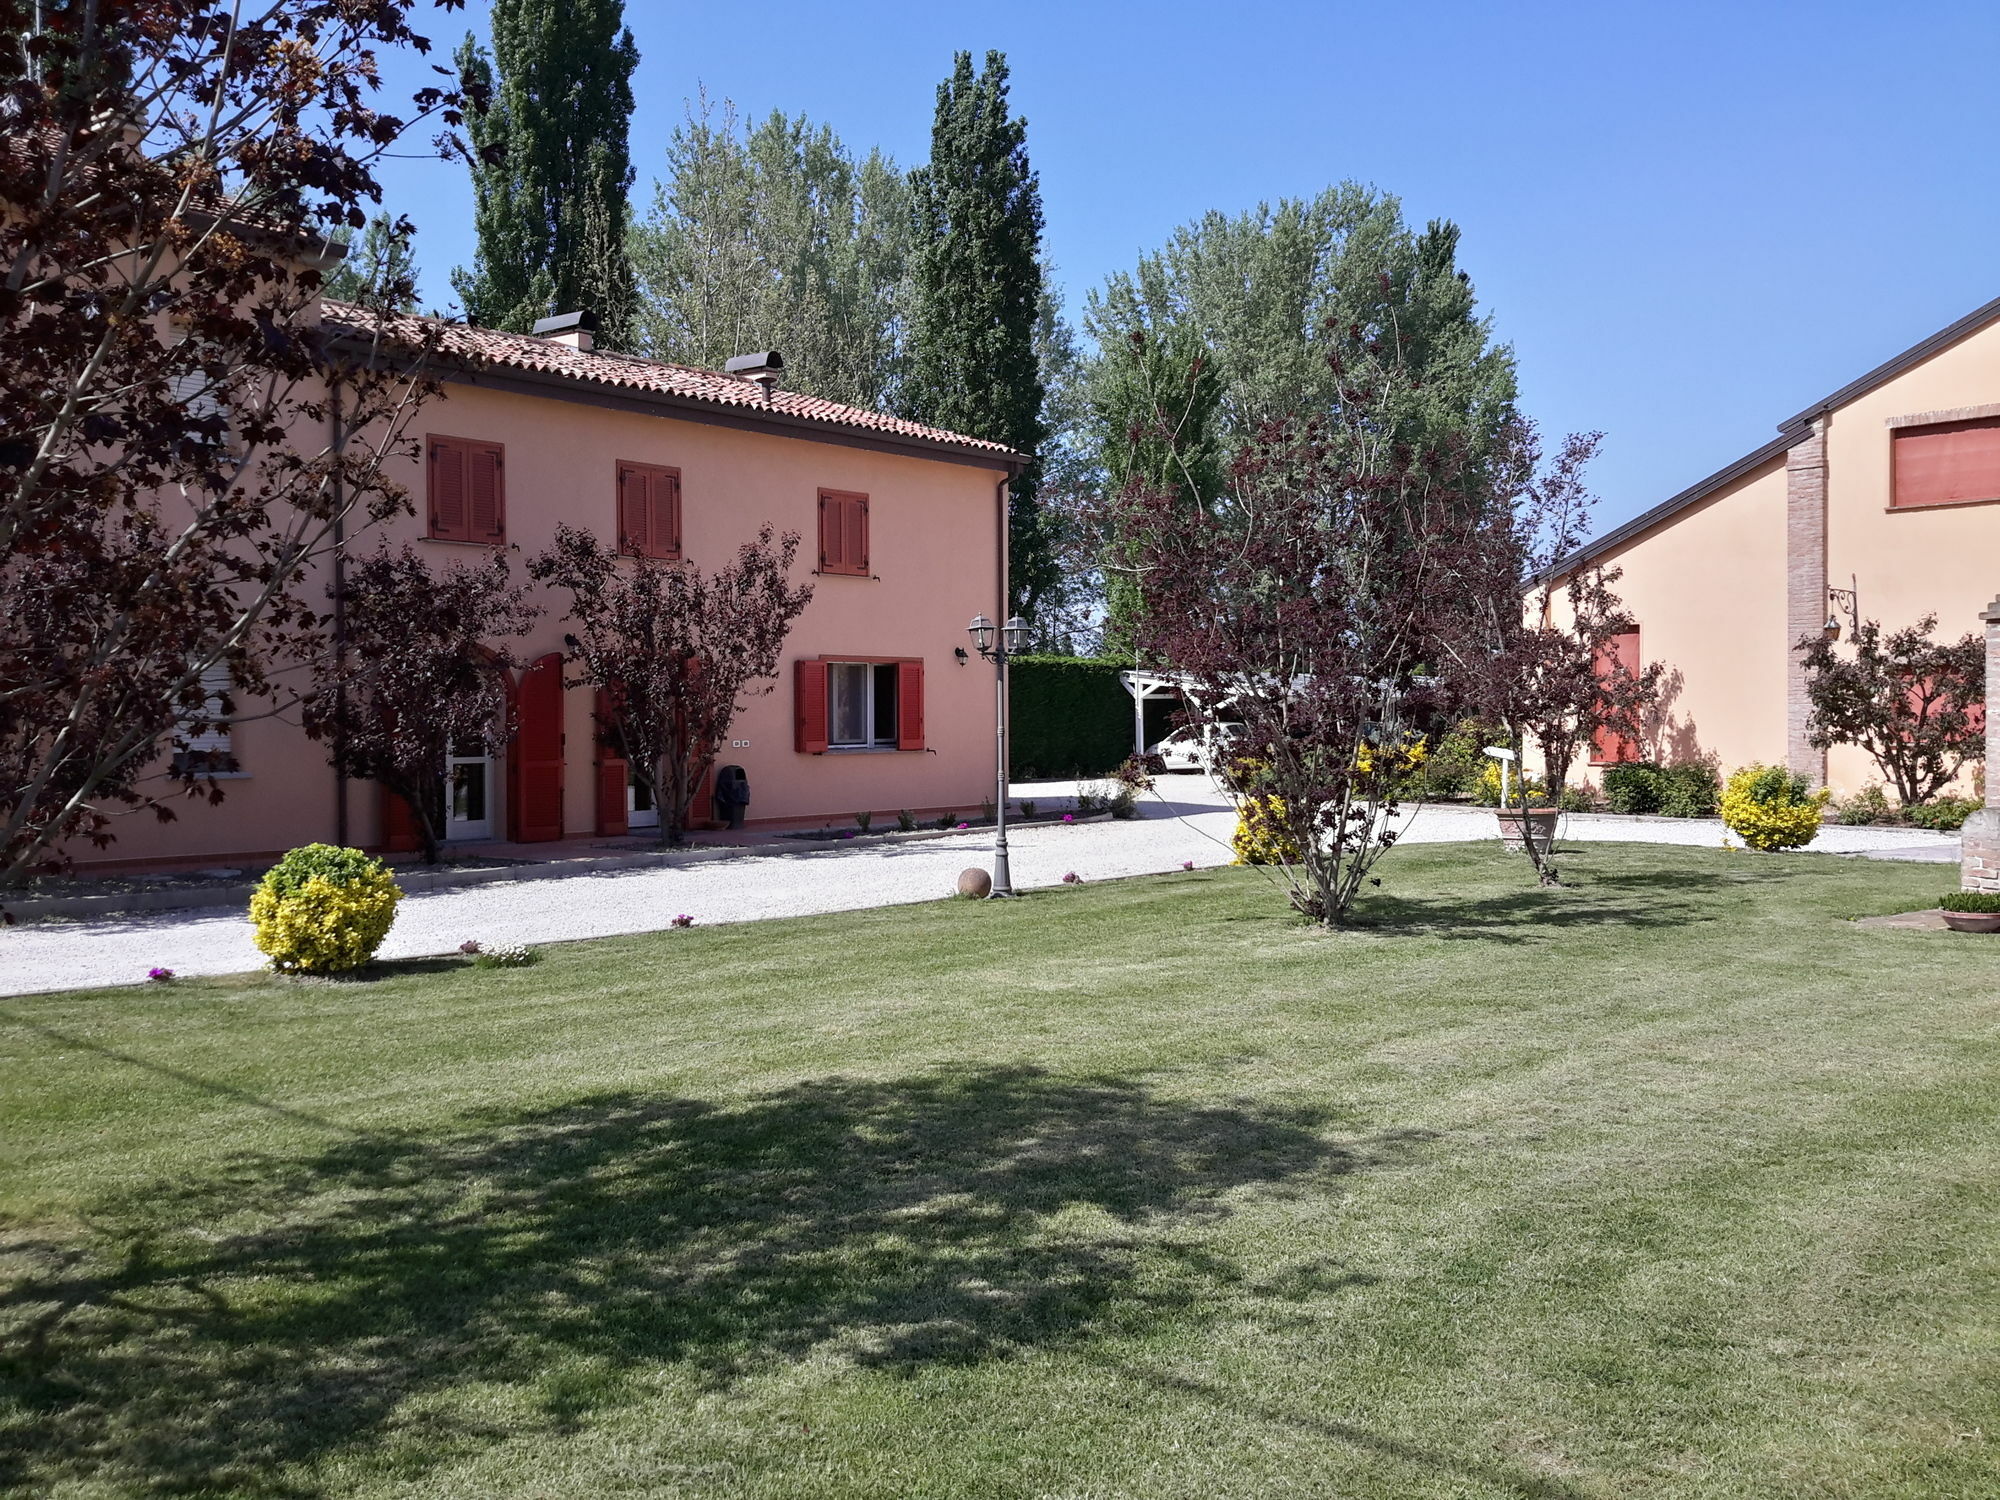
1908, 796, 1980, 832
1835, 784, 1898, 826
1600, 762, 1663, 815
902, 51, 1051, 618
1422, 720, 1506, 801
630, 99, 910, 409
1009, 656, 1132, 778
1657, 761, 1721, 819
453, 0, 640, 341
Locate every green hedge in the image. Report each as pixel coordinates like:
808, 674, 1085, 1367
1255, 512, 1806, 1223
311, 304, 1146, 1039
1009, 656, 1136, 778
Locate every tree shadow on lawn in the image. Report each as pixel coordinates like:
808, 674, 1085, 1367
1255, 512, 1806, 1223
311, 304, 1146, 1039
1348, 866, 1763, 942
0, 1066, 1407, 1495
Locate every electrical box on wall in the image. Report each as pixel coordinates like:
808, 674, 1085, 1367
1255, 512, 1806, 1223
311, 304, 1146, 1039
731, 739, 750, 748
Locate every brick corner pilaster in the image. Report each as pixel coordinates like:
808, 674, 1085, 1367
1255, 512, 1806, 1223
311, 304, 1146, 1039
1785, 422, 1829, 784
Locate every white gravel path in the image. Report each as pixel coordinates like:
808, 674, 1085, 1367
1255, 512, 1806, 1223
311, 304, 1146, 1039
0, 776, 1957, 997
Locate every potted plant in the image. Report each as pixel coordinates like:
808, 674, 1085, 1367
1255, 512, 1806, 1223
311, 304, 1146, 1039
1939, 891, 2000, 934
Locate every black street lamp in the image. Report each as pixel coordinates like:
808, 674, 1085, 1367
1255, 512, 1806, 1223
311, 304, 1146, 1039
968, 613, 1030, 895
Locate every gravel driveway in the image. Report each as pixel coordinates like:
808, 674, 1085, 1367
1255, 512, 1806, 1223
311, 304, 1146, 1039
0, 776, 1957, 997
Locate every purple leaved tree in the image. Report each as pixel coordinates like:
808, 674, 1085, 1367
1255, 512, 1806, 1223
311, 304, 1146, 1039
530, 523, 813, 847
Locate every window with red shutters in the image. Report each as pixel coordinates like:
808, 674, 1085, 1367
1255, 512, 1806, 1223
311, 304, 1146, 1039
1893, 418, 2000, 509
617, 461, 682, 559
818, 489, 869, 576
1590, 628, 1643, 765
427, 435, 505, 543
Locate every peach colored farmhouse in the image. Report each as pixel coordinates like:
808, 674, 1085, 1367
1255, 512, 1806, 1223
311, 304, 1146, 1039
83, 306, 1024, 869
1543, 295, 2000, 798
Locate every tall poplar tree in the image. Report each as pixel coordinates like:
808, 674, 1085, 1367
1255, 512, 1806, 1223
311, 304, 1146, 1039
451, 0, 640, 344
902, 51, 1052, 620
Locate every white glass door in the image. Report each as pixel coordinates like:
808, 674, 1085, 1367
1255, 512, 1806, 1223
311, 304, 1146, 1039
446, 739, 493, 841
627, 770, 659, 829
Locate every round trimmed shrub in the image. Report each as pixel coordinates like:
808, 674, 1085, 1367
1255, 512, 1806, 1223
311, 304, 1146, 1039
250, 843, 403, 973
1721, 764, 1830, 851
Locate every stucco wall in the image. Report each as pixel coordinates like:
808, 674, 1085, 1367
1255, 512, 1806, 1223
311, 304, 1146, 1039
1817, 318, 2000, 795
1542, 457, 1789, 784
76, 373, 1007, 867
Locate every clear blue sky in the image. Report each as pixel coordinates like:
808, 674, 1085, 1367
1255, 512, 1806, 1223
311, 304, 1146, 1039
371, 0, 2000, 539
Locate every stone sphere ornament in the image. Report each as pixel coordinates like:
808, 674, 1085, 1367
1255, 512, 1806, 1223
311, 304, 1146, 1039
957, 867, 993, 899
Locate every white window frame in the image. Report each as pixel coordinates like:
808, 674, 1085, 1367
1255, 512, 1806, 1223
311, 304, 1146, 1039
826, 661, 898, 750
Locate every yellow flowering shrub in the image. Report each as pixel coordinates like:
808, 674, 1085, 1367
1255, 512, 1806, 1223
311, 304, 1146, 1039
1475, 761, 1546, 808
1720, 764, 1830, 851
250, 843, 402, 973
1232, 794, 1300, 866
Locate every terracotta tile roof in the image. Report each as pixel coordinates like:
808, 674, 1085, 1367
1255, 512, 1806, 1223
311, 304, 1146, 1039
321, 301, 1025, 463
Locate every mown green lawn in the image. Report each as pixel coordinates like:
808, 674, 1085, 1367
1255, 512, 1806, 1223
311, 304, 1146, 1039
2, 843, 1997, 1498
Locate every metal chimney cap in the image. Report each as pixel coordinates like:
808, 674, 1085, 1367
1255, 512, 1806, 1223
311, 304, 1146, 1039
724, 351, 785, 376
532, 310, 599, 336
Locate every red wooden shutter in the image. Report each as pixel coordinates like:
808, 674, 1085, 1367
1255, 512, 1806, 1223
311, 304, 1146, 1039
467, 442, 504, 542
429, 438, 467, 540
896, 658, 924, 750
617, 464, 649, 556
818, 491, 868, 575
509, 652, 565, 841
593, 686, 628, 835
1893, 418, 2000, 508
818, 492, 840, 573
846, 494, 869, 574
1590, 628, 1642, 765
379, 783, 421, 853
795, 658, 829, 753
655, 471, 682, 558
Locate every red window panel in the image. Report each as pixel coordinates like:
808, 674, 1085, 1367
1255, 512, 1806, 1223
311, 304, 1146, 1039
428, 435, 505, 542
1892, 418, 2000, 509
795, 658, 829, 753
818, 489, 869, 576
896, 659, 925, 750
618, 462, 682, 559
1590, 628, 1642, 766
428, 438, 466, 540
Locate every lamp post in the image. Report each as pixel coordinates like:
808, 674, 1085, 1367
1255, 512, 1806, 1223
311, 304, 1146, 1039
969, 612, 1030, 896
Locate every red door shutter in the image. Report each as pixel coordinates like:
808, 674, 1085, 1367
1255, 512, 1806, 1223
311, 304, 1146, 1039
510, 651, 565, 841
689, 761, 716, 826
429, 438, 467, 540
593, 686, 628, 835
655, 471, 682, 558
1590, 629, 1642, 765
795, 658, 829, 753
379, 782, 421, 853
896, 658, 924, 750
468, 442, 504, 542
617, 464, 648, 556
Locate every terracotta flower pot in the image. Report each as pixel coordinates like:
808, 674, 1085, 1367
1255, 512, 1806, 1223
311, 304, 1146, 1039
1941, 910, 2000, 934
1496, 806, 1559, 854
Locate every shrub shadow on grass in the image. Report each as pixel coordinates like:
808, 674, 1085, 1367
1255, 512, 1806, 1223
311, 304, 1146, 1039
0, 1066, 1393, 1494
1348, 868, 1747, 942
